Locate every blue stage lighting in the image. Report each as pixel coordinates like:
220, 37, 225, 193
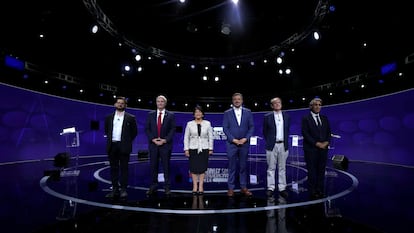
381, 62, 397, 76
5, 55, 25, 71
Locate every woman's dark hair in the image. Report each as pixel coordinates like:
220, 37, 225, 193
194, 105, 204, 115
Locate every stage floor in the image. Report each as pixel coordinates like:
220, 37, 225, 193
1, 155, 413, 233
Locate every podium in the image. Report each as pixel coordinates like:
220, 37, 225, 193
288, 134, 307, 193
55, 127, 81, 220
288, 134, 342, 193
59, 127, 81, 176
326, 133, 342, 175
325, 133, 343, 218
249, 136, 262, 184
56, 175, 78, 221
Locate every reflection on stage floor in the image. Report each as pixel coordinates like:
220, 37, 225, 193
1, 155, 413, 233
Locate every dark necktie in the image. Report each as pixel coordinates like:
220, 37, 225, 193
316, 115, 322, 127
157, 112, 162, 137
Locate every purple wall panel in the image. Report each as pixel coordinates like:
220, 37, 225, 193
1, 83, 413, 165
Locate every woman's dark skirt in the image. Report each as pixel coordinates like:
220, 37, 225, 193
189, 149, 209, 174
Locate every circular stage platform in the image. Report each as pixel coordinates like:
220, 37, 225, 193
40, 156, 358, 215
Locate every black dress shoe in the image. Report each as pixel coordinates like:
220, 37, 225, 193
310, 192, 320, 199
192, 191, 197, 195
266, 189, 274, 197
279, 190, 289, 198
105, 189, 120, 198
146, 188, 157, 195
164, 187, 171, 195
120, 189, 128, 198
197, 191, 204, 195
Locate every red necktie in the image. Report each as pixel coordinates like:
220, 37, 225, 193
157, 112, 162, 137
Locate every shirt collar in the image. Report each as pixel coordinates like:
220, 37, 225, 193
233, 107, 242, 112
115, 111, 125, 117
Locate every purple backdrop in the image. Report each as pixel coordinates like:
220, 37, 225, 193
1, 83, 413, 165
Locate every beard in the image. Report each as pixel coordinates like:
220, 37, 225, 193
116, 106, 126, 111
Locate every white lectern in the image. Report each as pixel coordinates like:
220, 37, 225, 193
56, 127, 81, 220
289, 134, 307, 193
59, 127, 80, 177
325, 133, 343, 218
249, 136, 262, 184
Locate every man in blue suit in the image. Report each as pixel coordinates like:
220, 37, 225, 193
262, 97, 290, 198
145, 95, 176, 196
301, 97, 331, 199
222, 93, 255, 197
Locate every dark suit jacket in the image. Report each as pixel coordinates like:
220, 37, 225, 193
104, 112, 138, 154
301, 113, 331, 152
262, 111, 290, 151
145, 110, 176, 149
222, 107, 255, 145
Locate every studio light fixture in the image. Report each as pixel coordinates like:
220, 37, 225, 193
220, 23, 231, 35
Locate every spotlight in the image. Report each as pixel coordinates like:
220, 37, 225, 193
221, 23, 231, 35
186, 22, 198, 33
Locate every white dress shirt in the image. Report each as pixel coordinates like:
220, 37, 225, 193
274, 112, 284, 141
112, 112, 124, 141
234, 107, 242, 126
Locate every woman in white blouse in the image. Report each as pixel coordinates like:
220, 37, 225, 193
184, 106, 214, 195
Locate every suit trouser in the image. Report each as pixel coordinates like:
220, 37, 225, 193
304, 148, 328, 194
149, 144, 171, 189
226, 143, 249, 190
266, 143, 288, 191
108, 142, 130, 190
